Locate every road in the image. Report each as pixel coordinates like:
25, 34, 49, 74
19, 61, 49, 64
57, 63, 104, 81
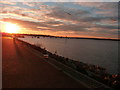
2, 37, 85, 88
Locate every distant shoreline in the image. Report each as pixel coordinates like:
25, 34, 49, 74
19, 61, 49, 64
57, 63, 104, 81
1, 32, 120, 41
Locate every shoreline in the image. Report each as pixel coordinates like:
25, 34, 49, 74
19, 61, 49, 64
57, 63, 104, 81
2, 33, 120, 41
16, 37, 120, 89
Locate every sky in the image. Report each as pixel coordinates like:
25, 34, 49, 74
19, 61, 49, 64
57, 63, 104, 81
0, 0, 119, 39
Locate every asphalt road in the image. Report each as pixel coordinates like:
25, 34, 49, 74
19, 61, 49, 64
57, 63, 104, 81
2, 37, 85, 88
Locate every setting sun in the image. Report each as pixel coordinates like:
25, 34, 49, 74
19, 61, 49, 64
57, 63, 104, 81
5, 23, 19, 33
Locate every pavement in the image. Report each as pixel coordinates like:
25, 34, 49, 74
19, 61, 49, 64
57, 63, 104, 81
2, 37, 86, 88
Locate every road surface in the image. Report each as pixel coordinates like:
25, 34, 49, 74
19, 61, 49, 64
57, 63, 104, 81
2, 37, 85, 88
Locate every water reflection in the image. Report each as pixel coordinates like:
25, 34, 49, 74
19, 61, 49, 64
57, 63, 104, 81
19, 36, 118, 74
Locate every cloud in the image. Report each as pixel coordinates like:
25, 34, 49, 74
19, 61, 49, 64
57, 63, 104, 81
22, 2, 36, 7
81, 16, 118, 23
0, 18, 53, 31
95, 24, 118, 30
43, 20, 63, 25
46, 5, 90, 22
0, 1, 16, 5
76, 2, 118, 17
0, 2, 118, 39
0, 0, 119, 2
45, 2, 118, 26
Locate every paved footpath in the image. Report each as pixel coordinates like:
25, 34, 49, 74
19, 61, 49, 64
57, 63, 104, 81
2, 37, 86, 88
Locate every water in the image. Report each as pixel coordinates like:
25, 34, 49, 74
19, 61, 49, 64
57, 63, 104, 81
19, 36, 119, 74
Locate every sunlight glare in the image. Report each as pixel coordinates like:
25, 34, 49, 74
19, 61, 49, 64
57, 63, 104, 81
5, 23, 19, 33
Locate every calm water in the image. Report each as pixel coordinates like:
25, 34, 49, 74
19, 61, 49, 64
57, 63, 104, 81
19, 36, 119, 74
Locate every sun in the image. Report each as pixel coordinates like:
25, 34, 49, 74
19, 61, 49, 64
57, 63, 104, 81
5, 23, 20, 33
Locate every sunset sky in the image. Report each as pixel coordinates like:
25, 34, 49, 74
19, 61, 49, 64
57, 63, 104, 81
0, 0, 119, 39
